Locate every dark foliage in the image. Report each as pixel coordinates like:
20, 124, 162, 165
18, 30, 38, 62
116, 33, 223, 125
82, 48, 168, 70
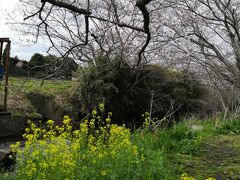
0, 152, 16, 172
73, 56, 206, 127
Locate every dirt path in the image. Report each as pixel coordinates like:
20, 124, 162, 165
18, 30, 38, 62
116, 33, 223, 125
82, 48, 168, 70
180, 135, 240, 179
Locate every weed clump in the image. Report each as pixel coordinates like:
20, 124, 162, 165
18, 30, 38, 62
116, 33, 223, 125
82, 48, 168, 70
217, 119, 240, 135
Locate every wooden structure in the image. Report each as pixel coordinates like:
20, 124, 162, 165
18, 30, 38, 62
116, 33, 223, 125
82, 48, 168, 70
0, 38, 11, 112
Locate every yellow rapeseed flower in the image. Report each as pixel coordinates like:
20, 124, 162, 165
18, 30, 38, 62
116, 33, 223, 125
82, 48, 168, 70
100, 170, 107, 176
47, 120, 54, 126
181, 173, 195, 180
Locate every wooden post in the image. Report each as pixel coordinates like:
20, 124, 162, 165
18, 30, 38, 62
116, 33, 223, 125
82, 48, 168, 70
3, 41, 10, 112
0, 42, 3, 63
149, 90, 154, 125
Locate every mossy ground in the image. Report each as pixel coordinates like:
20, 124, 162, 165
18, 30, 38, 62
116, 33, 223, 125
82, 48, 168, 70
178, 135, 240, 179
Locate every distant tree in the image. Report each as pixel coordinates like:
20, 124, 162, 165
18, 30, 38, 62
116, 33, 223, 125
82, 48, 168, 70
47, 56, 78, 80
11, 53, 79, 79
10, 56, 20, 67
59, 57, 78, 80
44, 55, 57, 64
2, 50, 19, 67
29, 53, 45, 68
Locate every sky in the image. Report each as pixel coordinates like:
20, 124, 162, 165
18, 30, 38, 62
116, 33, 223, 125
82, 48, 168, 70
0, 0, 48, 61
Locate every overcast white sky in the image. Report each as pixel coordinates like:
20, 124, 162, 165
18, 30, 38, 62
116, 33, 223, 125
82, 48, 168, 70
0, 0, 48, 61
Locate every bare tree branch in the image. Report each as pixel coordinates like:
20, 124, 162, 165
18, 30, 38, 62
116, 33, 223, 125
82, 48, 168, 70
41, 0, 91, 15
135, 0, 152, 67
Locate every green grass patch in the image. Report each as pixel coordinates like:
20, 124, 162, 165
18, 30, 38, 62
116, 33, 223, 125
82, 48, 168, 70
178, 135, 240, 179
7, 77, 73, 95
173, 119, 240, 179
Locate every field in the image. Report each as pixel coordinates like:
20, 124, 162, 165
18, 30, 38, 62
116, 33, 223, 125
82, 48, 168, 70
0, 77, 74, 115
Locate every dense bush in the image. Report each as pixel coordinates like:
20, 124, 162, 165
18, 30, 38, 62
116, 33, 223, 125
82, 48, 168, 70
73, 56, 206, 126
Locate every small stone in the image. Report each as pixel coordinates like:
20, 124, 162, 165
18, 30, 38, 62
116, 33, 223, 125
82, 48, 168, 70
190, 125, 204, 131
